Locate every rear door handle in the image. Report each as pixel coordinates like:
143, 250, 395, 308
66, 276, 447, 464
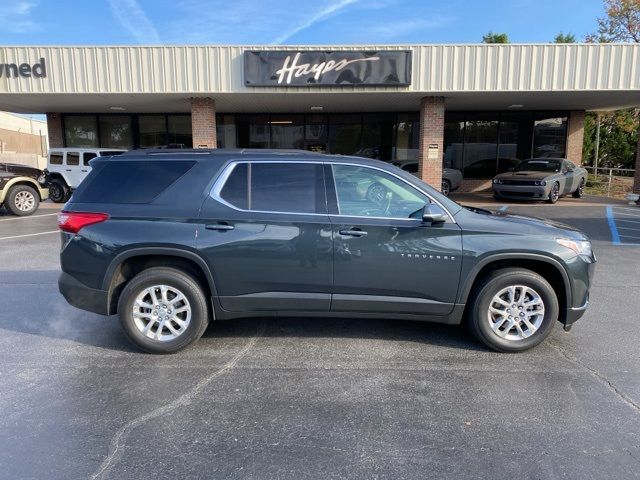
339, 229, 368, 237
205, 223, 235, 231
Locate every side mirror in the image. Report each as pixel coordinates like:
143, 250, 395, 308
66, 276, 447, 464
507, 167, 515, 172
422, 205, 447, 225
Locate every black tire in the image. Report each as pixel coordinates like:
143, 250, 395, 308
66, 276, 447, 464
441, 179, 451, 197
467, 268, 559, 353
49, 178, 70, 203
5, 184, 39, 216
572, 178, 585, 198
547, 182, 560, 204
118, 267, 210, 354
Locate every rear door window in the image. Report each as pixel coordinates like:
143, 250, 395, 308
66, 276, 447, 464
66, 152, 80, 166
49, 153, 63, 165
83, 152, 97, 166
72, 160, 196, 204
218, 162, 325, 214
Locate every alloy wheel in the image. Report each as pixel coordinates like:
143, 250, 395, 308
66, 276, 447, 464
487, 285, 545, 341
441, 180, 450, 196
132, 284, 192, 341
551, 184, 559, 202
14, 191, 36, 212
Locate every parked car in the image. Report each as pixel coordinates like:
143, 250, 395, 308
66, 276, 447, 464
58, 149, 595, 354
46, 148, 126, 203
492, 158, 587, 204
393, 161, 463, 196
0, 163, 49, 216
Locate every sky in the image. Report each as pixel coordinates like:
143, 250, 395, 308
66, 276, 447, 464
0, 0, 605, 46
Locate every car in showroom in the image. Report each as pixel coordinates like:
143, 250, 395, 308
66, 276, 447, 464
393, 161, 463, 196
0, 163, 49, 216
57, 149, 595, 354
46, 148, 126, 203
492, 158, 587, 204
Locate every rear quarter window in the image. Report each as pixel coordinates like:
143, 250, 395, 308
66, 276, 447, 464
72, 160, 196, 204
49, 153, 63, 165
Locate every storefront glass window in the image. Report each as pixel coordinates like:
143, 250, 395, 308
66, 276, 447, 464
394, 113, 419, 162
462, 114, 499, 178
99, 115, 133, 149
305, 114, 328, 153
138, 115, 167, 148
167, 115, 192, 148
360, 113, 394, 160
64, 116, 98, 147
498, 113, 532, 173
443, 113, 465, 171
328, 114, 362, 156
270, 115, 304, 149
533, 115, 568, 158
216, 114, 237, 148
249, 115, 270, 149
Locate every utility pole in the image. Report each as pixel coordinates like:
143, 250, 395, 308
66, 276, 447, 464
594, 112, 601, 177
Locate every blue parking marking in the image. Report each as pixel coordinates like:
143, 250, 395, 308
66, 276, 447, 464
606, 206, 621, 245
607, 206, 640, 246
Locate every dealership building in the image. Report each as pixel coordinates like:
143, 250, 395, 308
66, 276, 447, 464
0, 44, 639, 190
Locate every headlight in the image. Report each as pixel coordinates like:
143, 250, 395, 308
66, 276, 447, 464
38, 173, 46, 185
534, 180, 547, 186
493, 179, 503, 184
556, 238, 592, 258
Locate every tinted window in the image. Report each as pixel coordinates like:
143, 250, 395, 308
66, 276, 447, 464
66, 152, 80, 166
100, 151, 125, 156
332, 164, 428, 218
220, 163, 248, 210
219, 162, 325, 214
73, 161, 195, 204
83, 152, 97, 166
516, 160, 562, 172
50, 153, 63, 165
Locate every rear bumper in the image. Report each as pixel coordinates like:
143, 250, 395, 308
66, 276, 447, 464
58, 271, 109, 315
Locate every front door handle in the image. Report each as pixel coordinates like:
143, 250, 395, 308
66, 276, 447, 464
339, 229, 368, 237
205, 223, 235, 231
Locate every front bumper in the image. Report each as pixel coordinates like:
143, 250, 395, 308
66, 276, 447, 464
493, 184, 550, 200
59, 271, 109, 315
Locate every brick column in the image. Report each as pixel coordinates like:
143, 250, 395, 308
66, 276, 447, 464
190, 97, 217, 148
46, 112, 64, 148
417, 96, 445, 189
566, 110, 585, 166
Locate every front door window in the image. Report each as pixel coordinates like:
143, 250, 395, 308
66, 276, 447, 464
331, 164, 428, 219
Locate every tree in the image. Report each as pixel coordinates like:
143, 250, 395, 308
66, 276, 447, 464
482, 32, 509, 43
554, 32, 576, 43
586, 0, 640, 42
582, 110, 639, 169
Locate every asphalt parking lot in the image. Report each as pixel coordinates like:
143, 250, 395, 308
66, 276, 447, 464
1, 196, 640, 480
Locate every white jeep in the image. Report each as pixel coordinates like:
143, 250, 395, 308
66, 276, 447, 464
46, 148, 126, 203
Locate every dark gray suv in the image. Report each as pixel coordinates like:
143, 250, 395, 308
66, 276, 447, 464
58, 149, 595, 354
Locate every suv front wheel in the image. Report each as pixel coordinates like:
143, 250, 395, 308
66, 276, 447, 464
467, 268, 559, 352
118, 267, 210, 353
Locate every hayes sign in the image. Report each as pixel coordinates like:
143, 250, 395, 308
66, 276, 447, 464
0, 58, 47, 78
244, 50, 411, 87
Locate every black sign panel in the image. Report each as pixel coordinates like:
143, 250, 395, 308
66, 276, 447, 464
244, 50, 411, 87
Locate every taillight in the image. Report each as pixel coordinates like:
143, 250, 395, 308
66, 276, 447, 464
58, 211, 109, 234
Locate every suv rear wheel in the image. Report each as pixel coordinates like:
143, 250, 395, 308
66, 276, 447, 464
118, 267, 210, 353
6, 184, 39, 216
467, 268, 558, 352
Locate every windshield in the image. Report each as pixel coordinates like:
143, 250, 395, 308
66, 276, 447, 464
516, 160, 562, 172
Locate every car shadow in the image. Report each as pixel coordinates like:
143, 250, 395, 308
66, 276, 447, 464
1, 269, 486, 353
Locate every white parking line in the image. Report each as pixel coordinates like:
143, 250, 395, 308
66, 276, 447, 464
0, 213, 59, 222
0, 230, 59, 240
612, 211, 640, 218
616, 217, 640, 224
